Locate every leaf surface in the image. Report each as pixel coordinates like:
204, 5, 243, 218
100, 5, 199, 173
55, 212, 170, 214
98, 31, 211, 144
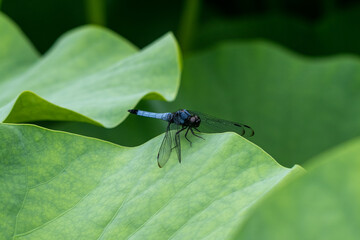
234, 138, 360, 240
0, 123, 302, 240
0, 13, 181, 127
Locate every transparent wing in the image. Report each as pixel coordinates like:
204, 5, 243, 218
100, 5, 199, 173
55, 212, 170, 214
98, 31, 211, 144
157, 123, 173, 168
188, 110, 254, 137
173, 124, 181, 163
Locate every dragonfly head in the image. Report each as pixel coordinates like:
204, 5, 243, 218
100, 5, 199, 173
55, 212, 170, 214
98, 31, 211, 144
188, 114, 201, 127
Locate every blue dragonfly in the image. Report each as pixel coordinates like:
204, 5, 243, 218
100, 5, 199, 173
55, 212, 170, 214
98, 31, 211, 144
128, 109, 254, 168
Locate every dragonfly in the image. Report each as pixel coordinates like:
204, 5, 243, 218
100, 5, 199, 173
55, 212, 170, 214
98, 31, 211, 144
128, 109, 254, 168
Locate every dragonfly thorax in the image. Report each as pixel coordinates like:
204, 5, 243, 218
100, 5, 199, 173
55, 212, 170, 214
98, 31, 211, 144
173, 109, 201, 127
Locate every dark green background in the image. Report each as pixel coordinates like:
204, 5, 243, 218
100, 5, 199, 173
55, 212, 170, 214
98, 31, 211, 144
3, 0, 360, 55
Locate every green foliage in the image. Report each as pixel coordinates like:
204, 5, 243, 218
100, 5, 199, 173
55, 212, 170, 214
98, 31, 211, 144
0, 13, 39, 78
1, 8, 360, 240
0, 124, 302, 239
233, 138, 360, 240
0, 13, 181, 128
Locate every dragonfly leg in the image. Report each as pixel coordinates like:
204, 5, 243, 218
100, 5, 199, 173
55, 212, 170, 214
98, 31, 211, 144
184, 127, 192, 146
172, 126, 187, 150
191, 128, 205, 140
175, 126, 187, 135
194, 127, 201, 132
168, 126, 186, 150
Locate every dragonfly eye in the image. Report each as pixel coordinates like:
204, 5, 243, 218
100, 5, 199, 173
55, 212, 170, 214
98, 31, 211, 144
190, 115, 201, 127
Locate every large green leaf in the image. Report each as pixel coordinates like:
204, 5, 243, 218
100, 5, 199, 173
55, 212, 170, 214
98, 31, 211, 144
155, 41, 360, 167
0, 12, 181, 127
0, 123, 302, 239
234, 138, 360, 240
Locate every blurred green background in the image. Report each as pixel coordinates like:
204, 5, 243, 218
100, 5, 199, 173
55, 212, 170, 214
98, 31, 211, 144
3, 0, 360, 55
2, 0, 360, 167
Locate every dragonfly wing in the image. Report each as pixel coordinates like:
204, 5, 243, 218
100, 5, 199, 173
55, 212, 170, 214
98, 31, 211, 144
172, 124, 181, 163
188, 111, 254, 137
157, 123, 173, 168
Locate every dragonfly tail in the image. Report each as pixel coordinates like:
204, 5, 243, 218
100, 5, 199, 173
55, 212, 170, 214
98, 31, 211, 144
128, 109, 138, 114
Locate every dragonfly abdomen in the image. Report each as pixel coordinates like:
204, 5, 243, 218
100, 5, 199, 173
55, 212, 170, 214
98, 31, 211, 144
128, 109, 172, 122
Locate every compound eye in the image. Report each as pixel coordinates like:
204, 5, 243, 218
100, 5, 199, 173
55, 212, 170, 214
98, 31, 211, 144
190, 117, 196, 122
